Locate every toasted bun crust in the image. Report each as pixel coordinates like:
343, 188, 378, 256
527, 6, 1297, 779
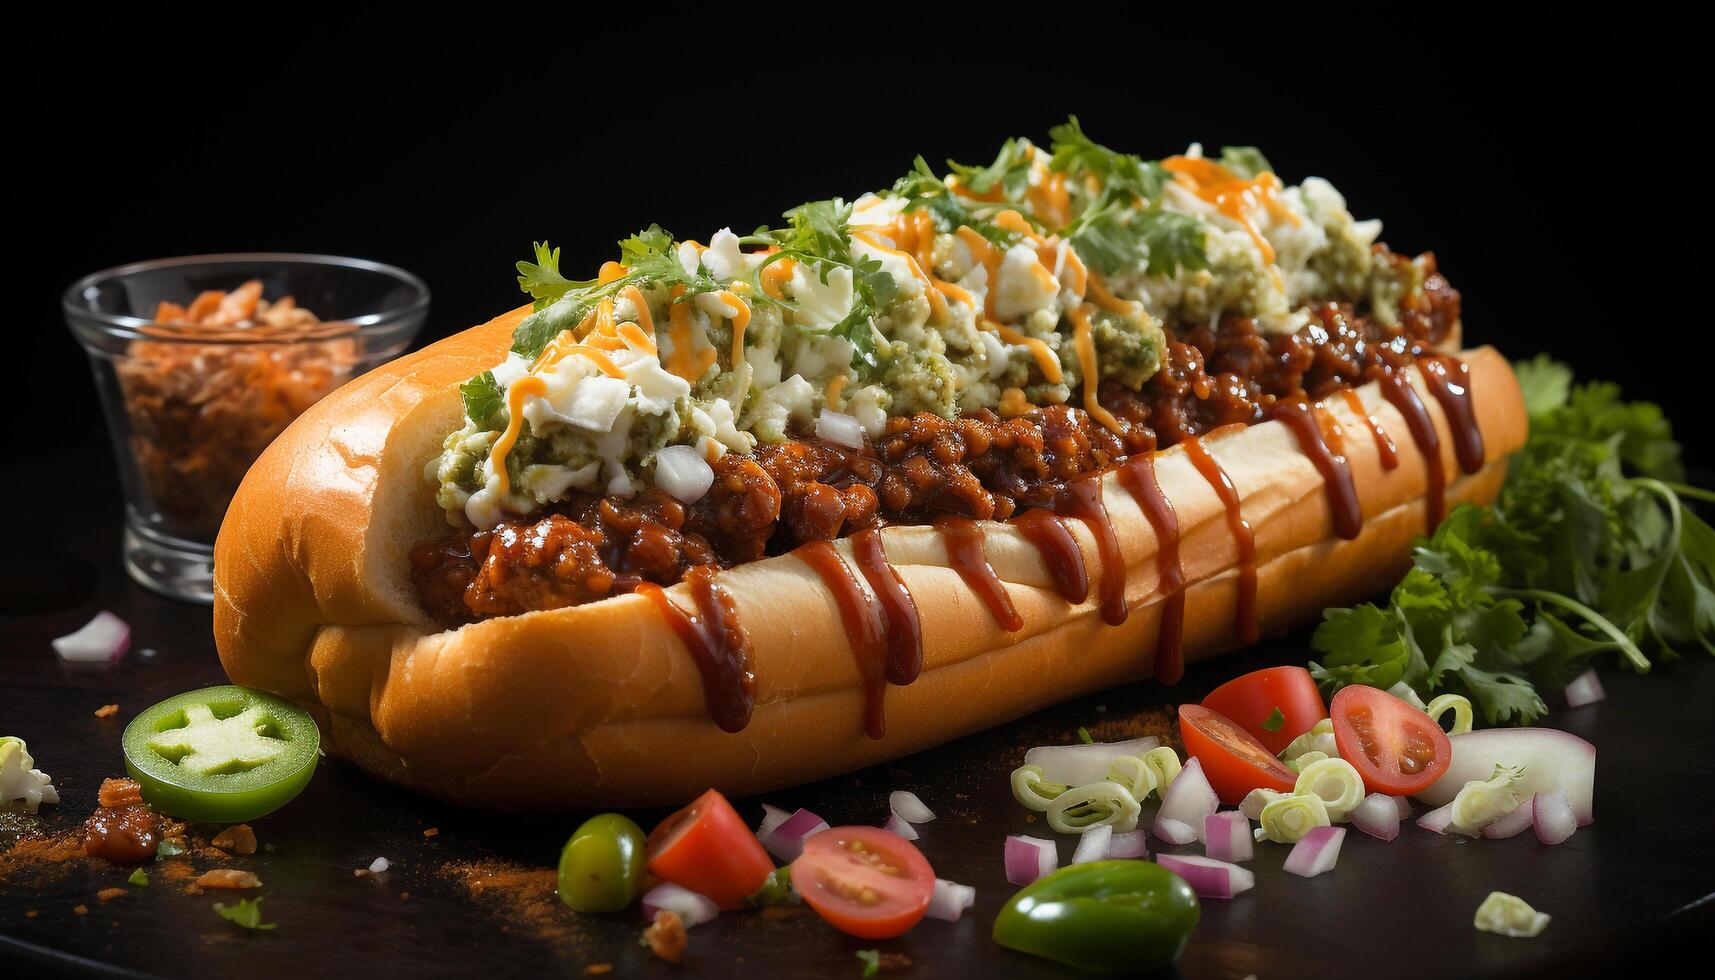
214, 307, 1527, 809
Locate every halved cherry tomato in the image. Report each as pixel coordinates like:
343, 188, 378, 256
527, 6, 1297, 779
1330, 685, 1451, 796
1177, 704, 1298, 804
646, 789, 775, 909
789, 826, 934, 939
1201, 666, 1328, 755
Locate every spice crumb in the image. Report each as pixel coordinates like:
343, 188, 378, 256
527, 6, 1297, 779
97, 888, 126, 903
195, 869, 262, 890
73, 905, 88, 915
423, 828, 440, 838
584, 966, 613, 976
210, 825, 257, 855
354, 869, 369, 878
25, 910, 39, 918
94, 704, 120, 718
644, 909, 687, 964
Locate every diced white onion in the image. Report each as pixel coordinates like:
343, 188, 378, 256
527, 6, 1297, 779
815, 410, 866, 449
1282, 826, 1346, 877
889, 790, 936, 824
1349, 793, 1404, 842
1024, 737, 1160, 788
926, 878, 976, 922
653, 444, 715, 504
1004, 835, 1057, 886
1155, 854, 1254, 899
1203, 811, 1252, 863
641, 883, 719, 928
1533, 791, 1577, 845
1154, 758, 1218, 841
882, 811, 919, 840
1481, 797, 1537, 840
1071, 825, 1112, 865
368, 857, 389, 874
759, 808, 828, 862
754, 803, 791, 841
1107, 830, 1149, 860
1564, 669, 1606, 708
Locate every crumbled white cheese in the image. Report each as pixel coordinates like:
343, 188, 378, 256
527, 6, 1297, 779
992, 243, 1060, 322
0, 737, 58, 812
369, 857, 390, 874
787, 263, 854, 331
700, 228, 749, 281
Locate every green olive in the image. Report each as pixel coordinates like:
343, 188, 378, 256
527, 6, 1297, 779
556, 813, 648, 913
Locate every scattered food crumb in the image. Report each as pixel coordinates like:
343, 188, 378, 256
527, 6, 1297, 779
878, 952, 913, 974
353, 869, 368, 878
644, 910, 687, 965
97, 887, 126, 903
97, 778, 143, 808
25, 910, 38, 918
195, 869, 262, 890
758, 907, 804, 921
369, 857, 389, 874
210, 825, 257, 855
73, 905, 88, 915
423, 828, 440, 838
264, 843, 277, 853
399, 892, 409, 901
584, 966, 613, 976
94, 704, 119, 719
1024, 814, 1037, 823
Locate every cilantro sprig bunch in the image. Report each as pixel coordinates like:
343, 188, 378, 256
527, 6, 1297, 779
1045, 117, 1208, 279
1310, 358, 1713, 724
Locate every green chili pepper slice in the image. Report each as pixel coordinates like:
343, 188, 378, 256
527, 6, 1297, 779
121, 686, 319, 823
993, 859, 1199, 973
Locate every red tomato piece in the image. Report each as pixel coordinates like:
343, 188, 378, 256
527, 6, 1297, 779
1178, 703, 1299, 804
646, 789, 775, 909
1201, 666, 1328, 754
789, 826, 934, 939
1330, 685, 1451, 797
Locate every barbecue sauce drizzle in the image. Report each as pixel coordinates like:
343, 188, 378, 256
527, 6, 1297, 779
1013, 509, 1089, 605
1183, 431, 1259, 645
636, 567, 756, 733
1271, 399, 1363, 541
850, 528, 924, 689
1419, 355, 1486, 475
797, 540, 890, 738
1117, 453, 1187, 685
1341, 388, 1399, 471
1060, 478, 1128, 627
936, 517, 1024, 632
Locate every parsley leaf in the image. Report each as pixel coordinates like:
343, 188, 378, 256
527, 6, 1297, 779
1064, 201, 1208, 279
458, 371, 504, 429
856, 949, 881, 979
515, 241, 585, 307
948, 138, 1032, 199
1047, 117, 1170, 201
213, 897, 277, 930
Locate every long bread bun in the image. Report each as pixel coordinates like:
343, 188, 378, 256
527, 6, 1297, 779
213, 305, 1527, 809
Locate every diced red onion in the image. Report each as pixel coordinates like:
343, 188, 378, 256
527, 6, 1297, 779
1533, 791, 1577, 845
52, 611, 131, 664
1481, 798, 1536, 840
1155, 758, 1218, 842
1203, 811, 1252, 863
816, 410, 866, 450
1416, 728, 1596, 826
760, 808, 828, 861
653, 444, 715, 504
1391, 795, 1414, 820
754, 803, 791, 841
883, 811, 919, 841
926, 878, 976, 922
1005, 835, 1057, 886
1071, 825, 1112, 865
1153, 818, 1198, 846
1155, 854, 1254, 899
1416, 802, 1455, 835
1107, 830, 1149, 860
1349, 793, 1403, 842
641, 882, 719, 928
889, 790, 936, 824
1024, 736, 1161, 787
1564, 669, 1606, 708
1283, 826, 1346, 878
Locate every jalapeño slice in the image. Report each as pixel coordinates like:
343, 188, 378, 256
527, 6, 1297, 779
121, 686, 319, 823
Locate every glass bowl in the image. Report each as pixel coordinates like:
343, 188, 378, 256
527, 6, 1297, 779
64, 253, 429, 603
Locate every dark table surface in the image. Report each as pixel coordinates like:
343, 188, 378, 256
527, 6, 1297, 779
3, 442, 1713, 979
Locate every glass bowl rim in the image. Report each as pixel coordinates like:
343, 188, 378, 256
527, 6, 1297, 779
62, 251, 431, 344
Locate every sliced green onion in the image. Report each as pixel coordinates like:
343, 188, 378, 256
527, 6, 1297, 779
1241, 787, 1292, 821
1141, 746, 1182, 799
1451, 764, 1525, 834
1474, 891, 1550, 938
1293, 757, 1365, 822
1077, 726, 1094, 744
1045, 780, 1142, 834
1386, 682, 1428, 710
1010, 764, 1068, 812
1280, 719, 1337, 762
1258, 793, 1330, 843
1425, 693, 1475, 735
1260, 708, 1285, 733
1285, 750, 1330, 774
1105, 755, 1156, 801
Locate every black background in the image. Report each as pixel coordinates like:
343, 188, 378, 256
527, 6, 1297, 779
14, 29, 1706, 466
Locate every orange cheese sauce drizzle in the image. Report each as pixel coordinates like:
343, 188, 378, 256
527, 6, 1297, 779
1160, 156, 1300, 266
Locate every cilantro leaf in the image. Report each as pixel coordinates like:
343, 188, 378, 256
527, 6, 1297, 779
213, 896, 277, 930
948, 138, 1032, 199
856, 949, 881, 978
1260, 708, 1285, 733
515, 241, 585, 307
1047, 117, 1170, 201
458, 371, 504, 428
